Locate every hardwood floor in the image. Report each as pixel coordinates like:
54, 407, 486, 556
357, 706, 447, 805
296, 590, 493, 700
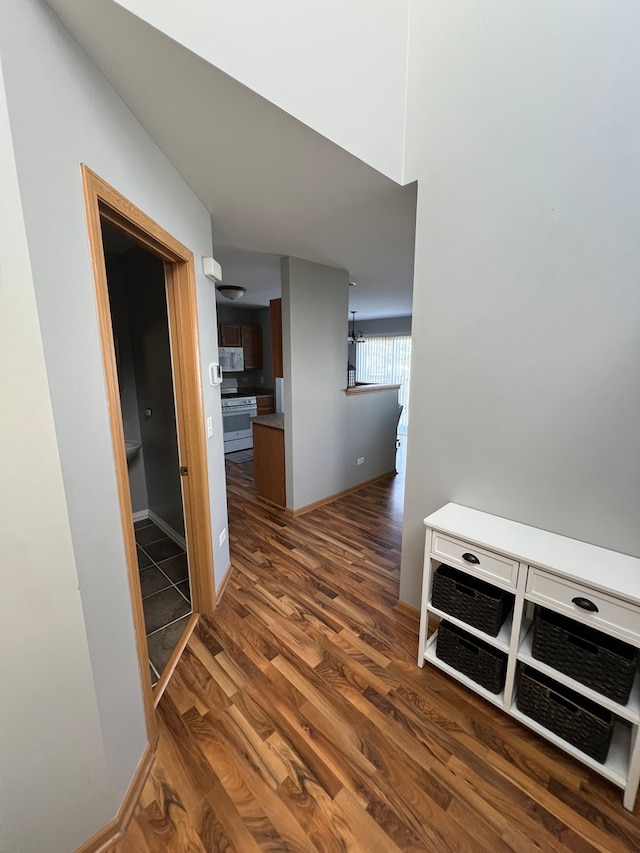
115, 460, 640, 852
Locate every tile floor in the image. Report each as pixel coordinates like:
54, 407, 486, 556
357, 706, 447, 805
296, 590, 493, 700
134, 517, 192, 686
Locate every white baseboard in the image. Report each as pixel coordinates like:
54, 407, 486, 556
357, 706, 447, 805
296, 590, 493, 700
148, 509, 186, 549
132, 510, 149, 523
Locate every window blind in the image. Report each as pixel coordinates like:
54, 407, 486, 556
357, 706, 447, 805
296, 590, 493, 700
355, 335, 411, 430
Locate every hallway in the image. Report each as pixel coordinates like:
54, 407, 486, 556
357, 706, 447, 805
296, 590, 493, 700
115, 462, 640, 851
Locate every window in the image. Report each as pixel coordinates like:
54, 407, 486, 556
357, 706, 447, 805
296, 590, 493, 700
355, 335, 411, 431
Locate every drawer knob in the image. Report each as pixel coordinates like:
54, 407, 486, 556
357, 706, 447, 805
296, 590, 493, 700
571, 596, 599, 613
462, 552, 480, 565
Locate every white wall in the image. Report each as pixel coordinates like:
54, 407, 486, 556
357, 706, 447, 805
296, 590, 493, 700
282, 257, 398, 510
400, 0, 640, 605
0, 55, 108, 853
0, 0, 231, 846
283, 257, 349, 508
109, 0, 411, 183
345, 390, 400, 483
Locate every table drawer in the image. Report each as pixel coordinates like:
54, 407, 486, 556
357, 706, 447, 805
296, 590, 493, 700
431, 532, 518, 589
526, 568, 640, 646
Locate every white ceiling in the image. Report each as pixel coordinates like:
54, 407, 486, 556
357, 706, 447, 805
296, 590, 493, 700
46, 0, 417, 319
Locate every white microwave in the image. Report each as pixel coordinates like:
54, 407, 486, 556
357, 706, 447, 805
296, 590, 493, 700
219, 346, 244, 373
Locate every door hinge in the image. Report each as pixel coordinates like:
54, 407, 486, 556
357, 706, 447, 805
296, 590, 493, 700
180, 466, 188, 476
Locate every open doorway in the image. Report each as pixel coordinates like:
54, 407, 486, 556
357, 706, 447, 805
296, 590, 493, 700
82, 165, 215, 741
103, 224, 192, 686
354, 332, 411, 479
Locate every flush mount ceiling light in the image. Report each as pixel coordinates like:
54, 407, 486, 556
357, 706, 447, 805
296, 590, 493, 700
216, 284, 247, 301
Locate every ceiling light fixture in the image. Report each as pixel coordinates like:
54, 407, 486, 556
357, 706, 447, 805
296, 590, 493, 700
348, 310, 365, 344
216, 284, 247, 301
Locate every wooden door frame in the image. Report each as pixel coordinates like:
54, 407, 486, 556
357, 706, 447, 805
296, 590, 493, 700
81, 165, 216, 743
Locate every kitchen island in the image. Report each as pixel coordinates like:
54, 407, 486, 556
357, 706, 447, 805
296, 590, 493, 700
251, 413, 285, 508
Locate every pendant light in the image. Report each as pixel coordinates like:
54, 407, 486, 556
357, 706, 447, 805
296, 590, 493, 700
347, 310, 365, 344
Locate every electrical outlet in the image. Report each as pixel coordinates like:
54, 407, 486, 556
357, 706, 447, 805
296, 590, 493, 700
219, 528, 227, 546
357, 457, 365, 465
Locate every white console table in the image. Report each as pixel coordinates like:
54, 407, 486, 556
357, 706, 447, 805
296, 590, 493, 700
418, 503, 640, 810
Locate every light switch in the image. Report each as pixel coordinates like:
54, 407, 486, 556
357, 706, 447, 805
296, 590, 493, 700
207, 417, 213, 438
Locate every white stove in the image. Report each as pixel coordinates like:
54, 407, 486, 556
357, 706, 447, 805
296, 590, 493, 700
221, 378, 257, 453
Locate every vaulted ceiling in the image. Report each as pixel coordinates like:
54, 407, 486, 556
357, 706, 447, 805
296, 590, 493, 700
46, 0, 417, 319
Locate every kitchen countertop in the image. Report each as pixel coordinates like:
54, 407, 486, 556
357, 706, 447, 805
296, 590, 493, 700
344, 382, 401, 396
252, 413, 284, 429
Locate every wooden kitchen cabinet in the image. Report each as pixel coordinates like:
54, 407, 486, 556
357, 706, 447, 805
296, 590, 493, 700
252, 417, 285, 507
270, 298, 283, 378
241, 325, 263, 370
218, 324, 241, 347
256, 396, 275, 416
218, 323, 263, 369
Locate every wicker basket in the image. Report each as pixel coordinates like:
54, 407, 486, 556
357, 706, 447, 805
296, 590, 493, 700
532, 607, 638, 705
431, 564, 514, 636
517, 666, 614, 763
436, 621, 507, 694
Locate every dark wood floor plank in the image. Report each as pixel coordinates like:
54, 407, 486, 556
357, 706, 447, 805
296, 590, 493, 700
443, 754, 598, 853
175, 642, 235, 713
197, 774, 263, 853
115, 461, 640, 852
271, 733, 376, 853
297, 696, 494, 852
271, 654, 380, 778
333, 786, 409, 852
155, 690, 220, 805
187, 708, 318, 851
134, 777, 209, 853
114, 813, 150, 853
